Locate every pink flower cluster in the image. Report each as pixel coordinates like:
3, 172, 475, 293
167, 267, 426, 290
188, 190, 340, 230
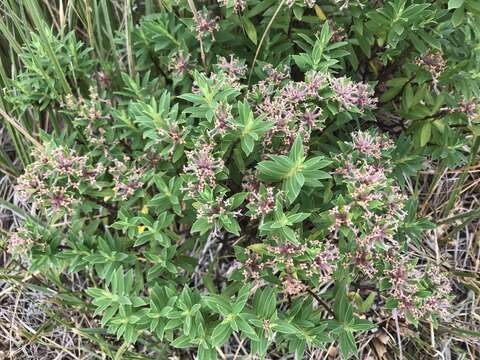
241, 240, 339, 296
250, 66, 326, 154
330, 76, 377, 112
194, 11, 219, 41
15, 146, 103, 215
6, 227, 31, 253
333, 133, 404, 228
422, 267, 451, 318
335, 158, 406, 222
242, 171, 275, 219
385, 256, 423, 318
351, 130, 394, 159
415, 50, 446, 87
156, 119, 186, 160
61, 87, 112, 146
216, 55, 247, 83
169, 51, 193, 77
196, 195, 241, 225
384, 255, 451, 319
241, 249, 265, 280
183, 143, 225, 196
283, 276, 308, 296
327, 131, 407, 282
190, 57, 246, 96
211, 102, 236, 136
109, 156, 145, 201
328, 205, 353, 234
452, 98, 480, 122
207, 56, 247, 92
217, 0, 246, 13
328, 131, 451, 320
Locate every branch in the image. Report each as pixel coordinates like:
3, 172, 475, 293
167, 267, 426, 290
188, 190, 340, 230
305, 287, 335, 317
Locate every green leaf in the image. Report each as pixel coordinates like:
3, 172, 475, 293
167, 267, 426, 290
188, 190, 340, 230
221, 217, 241, 236
172, 335, 192, 348
229, 192, 248, 209
448, 0, 464, 9
451, 5, 465, 26
419, 122, 432, 147
386, 77, 410, 87
286, 212, 310, 223
198, 346, 217, 360
334, 290, 353, 323
358, 292, 377, 313
241, 135, 255, 156
191, 218, 213, 235
211, 322, 232, 347
272, 320, 298, 334
283, 173, 305, 204
257, 156, 293, 182
311, 22, 331, 68
255, 287, 277, 318
242, 17, 257, 45
338, 330, 357, 358
293, 5, 304, 20
349, 318, 376, 332
234, 284, 252, 313
203, 295, 233, 316
236, 315, 259, 341
281, 226, 298, 244
233, 147, 246, 173
289, 136, 305, 164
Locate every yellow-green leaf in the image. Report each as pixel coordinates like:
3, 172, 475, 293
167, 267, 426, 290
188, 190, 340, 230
242, 17, 257, 45
314, 5, 327, 21
420, 122, 432, 147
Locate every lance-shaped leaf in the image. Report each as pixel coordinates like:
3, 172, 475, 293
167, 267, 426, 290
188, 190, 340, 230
257, 136, 331, 203
236, 100, 272, 156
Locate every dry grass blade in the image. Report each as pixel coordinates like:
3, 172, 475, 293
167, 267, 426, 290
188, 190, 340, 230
124, 0, 135, 77
0, 109, 44, 151
248, 0, 286, 84
0, 273, 98, 360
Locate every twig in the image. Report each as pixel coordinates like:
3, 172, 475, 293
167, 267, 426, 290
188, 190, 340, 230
306, 288, 335, 317
186, 0, 206, 67
393, 309, 404, 360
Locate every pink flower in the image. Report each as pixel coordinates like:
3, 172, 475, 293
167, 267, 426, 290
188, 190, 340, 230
209, 102, 236, 137
217, 0, 246, 13
263, 64, 290, 84
456, 98, 479, 122
330, 77, 377, 112
194, 12, 219, 41
301, 107, 323, 129
110, 157, 145, 201
351, 131, 393, 159
217, 55, 247, 80
415, 50, 446, 87
7, 229, 31, 253
283, 276, 307, 296
183, 143, 224, 195
314, 242, 339, 282
169, 51, 192, 76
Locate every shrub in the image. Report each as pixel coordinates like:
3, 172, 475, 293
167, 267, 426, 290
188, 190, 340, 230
2, 0, 479, 359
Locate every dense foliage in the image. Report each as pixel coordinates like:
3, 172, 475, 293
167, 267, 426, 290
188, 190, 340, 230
2, 0, 479, 358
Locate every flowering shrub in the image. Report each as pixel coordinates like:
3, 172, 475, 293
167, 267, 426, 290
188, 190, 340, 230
3, 0, 479, 359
